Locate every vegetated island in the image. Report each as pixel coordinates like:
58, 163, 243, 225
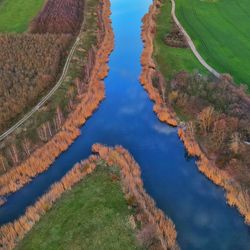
141, 0, 250, 224
0, 144, 179, 250
0, 0, 114, 203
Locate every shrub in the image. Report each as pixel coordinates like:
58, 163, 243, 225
29, 0, 84, 34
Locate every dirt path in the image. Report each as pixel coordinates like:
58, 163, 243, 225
171, 0, 220, 78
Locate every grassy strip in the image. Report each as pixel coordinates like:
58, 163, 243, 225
175, 0, 250, 86
153, 0, 206, 81
0, 0, 44, 33
15, 164, 141, 250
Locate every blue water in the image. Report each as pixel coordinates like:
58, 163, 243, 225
1, 0, 250, 249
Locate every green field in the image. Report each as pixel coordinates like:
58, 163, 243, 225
175, 0, 250, 87
15, 164, 140, 250
0, 0, 44, 32
154, 0, 206, 81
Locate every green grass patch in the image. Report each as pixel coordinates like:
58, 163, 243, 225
0, 0, 44, 32
154, 0, 206, 81
15, 164, 141, 250
175, 0, 250, 87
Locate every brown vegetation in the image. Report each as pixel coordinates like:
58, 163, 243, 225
0, 0, 114, 197
0, 34, 72, 131
141, 0, 250, 224
0, 144, 179, 250
165, 21, 187, 48
29, 0, 84, 34
140, 0, 178, 127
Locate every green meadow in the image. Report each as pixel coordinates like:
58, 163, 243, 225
0, 0, 44, 32
175, 0, 250, 87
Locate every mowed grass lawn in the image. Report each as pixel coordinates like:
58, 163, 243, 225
176, 0, 250, 87
15, 164, 141, 250
0, 0, 44, 32
154, 0, 206, 81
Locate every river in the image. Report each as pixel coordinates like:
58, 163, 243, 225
0, 0, 250, 249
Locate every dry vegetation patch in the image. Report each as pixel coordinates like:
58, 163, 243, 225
164, 21, 187, 48
29, 0, 84, 34
0, 34, 72, 131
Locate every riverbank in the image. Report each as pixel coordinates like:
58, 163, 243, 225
140, 0, 178, 127
0, 0, 114, 198
0, 144, 179, 250
140, 0, 250, 224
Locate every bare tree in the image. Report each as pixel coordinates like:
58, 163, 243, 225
198, 106, 215, 134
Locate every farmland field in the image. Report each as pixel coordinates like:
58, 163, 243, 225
15, 165, 141, 250
153, 0, 206, 81
175, 0, 250, 87
0, 0, 44, 32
